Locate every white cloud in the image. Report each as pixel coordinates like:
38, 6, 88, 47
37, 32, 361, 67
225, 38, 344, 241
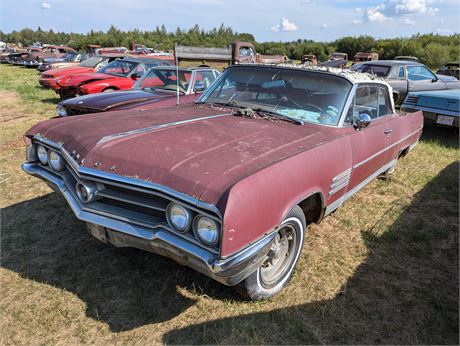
41, 2, 51, 9
270, 17, 299, 32
403, 18, 415, 25
355, 7, 362, 12
364, 0, 439, 22
437, 28, 452, 34
352, 19, 363, 24
321, 23, 332, 29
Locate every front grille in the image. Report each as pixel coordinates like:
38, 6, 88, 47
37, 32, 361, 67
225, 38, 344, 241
36, 142, 221, 254
65, 106, 101, 116
405, 95, 419, 105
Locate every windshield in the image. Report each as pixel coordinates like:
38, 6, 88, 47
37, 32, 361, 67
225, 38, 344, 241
98, 60, 138, 76
351, 64, 391, 77
79, 56, 102, 67
63, 53, 77, 62
135, 68, 192, 93
200, 66, 352, 126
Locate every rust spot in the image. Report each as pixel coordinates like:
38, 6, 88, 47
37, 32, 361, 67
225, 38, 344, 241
110, 165, 117, 171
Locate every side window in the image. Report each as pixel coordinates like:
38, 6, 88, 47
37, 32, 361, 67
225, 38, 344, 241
195, 71, 217, 89
355, 85, 379, 119
343, 97, 354, 125
398, 67, 405, 78
407, 66, 436, 81
135, 65, 145, 74
378, 87, 391, 117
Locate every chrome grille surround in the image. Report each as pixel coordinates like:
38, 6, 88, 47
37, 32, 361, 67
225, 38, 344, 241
32, 135, 222, 254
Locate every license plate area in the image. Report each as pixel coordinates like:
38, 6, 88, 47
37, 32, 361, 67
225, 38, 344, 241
87, 223, 107, 243
436, 115, 454, 126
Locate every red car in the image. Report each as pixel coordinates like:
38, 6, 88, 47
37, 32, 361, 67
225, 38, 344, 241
56, 58, 172, 99
23, 65, 423, 300
39, 54, 126, 90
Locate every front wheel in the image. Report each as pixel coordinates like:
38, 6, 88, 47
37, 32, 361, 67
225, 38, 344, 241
237, 206, 306, 300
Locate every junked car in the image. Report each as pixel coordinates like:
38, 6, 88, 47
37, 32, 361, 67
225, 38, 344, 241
39, 54, 127, 90
38, 52, 90, 72
23, 64, 423, 300
352, 52, 379, 65
56, 66, 220, 116
21, 45, 76, 67
402, 89, 459, 128
55, 58, 172, 99
436, 62, 459, 80
351, 60, 460, 105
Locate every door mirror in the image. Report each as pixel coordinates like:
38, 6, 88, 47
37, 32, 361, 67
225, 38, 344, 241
193, 81, 206, 93
355, 113, 372, 130
431, 76, 438, 83
131, 73, 141, 81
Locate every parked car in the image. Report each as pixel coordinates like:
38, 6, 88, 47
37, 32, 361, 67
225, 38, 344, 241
394, 56, 419, 62
23, 64, 423, 300
55, 58, 173, 99
39, 54, 130, 90
21, 45, 76, 67
319, 52, 349, 68
56, 66, 220, 116
402, 89, 459, 128
38, 52, 90, 72
352, 52, 379, 65
330, 52, 348, 61
351, 60, 460, 105
301, 54, 317, 65
436, 62, 459, 80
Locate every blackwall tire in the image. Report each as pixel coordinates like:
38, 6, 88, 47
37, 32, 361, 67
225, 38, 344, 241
237, 206, 306, 300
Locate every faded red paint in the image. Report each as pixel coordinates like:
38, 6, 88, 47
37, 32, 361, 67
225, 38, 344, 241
25, 101, 423, 256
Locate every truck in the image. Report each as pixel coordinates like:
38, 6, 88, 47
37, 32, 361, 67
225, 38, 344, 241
174, 41, 286, 69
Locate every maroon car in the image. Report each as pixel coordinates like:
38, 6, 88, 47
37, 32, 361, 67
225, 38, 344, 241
23, 65, 423, 300
56, 67, 220, 116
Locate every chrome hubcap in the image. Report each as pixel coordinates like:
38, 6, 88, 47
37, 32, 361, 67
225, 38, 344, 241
260, 225, 296, 287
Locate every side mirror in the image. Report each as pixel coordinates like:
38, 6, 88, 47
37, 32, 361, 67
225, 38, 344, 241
431, 76, 438, 83
131, 73, 141, 81
355, 113, 372, 130
193, 81, 206, 93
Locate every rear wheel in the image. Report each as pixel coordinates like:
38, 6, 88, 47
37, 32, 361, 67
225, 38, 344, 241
237, 206, 306, 300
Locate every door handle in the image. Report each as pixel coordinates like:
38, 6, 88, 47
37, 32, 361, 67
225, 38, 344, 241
384, 129, 392, 134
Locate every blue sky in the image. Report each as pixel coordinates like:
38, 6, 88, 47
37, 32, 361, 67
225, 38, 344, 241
0, 0, 458, 41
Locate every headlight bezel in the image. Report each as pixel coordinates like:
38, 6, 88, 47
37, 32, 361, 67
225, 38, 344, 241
193, 215, 220, 248
166, 202, 193, 233
56, 105, 67, 117
48, 150, 66, 171
36, 145, 48, 165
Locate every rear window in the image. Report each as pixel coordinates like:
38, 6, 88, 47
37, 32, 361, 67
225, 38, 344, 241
354, 64, 391, 77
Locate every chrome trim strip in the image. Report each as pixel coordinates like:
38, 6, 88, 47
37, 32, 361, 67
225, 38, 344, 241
353, 128, 421, 169
97, 113, 229, 144
332, 168, 352, 182
325, 159, 396, 215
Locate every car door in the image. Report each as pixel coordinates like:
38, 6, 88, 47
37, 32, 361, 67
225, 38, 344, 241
407, 65, 446, 93
347, 84, 393, 191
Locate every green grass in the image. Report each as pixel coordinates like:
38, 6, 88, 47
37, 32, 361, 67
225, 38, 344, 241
0, 64, 458, 345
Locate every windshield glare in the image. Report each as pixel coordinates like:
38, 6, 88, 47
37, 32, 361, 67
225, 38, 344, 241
98, 60, 138, 76
80, 56, 102, 67
201, 66, 352, 126
136, 69, 192, 93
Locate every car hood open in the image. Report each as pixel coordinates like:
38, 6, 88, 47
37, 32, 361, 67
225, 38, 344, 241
26, 105, 340, 205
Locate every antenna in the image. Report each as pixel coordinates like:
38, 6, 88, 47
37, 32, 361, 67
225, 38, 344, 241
175, 42, 180, 106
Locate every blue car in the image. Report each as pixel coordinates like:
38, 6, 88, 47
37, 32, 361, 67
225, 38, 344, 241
402, 89, 460, 128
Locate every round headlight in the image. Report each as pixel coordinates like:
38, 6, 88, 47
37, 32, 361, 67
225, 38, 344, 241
193, 216, 220, 247
37, 145, 48, 165
56, 105, 67, 117
167, 203, 192, 232
48, 150, 66, 171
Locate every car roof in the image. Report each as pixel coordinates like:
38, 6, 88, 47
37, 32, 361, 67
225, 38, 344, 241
150, 66, 217, 72
122, 57, 170, 64
357, 60, 422, 67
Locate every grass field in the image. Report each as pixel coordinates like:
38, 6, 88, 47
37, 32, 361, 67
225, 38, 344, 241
0, 64, 458, 345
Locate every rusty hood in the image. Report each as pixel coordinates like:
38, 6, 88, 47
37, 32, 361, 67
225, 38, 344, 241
45, 66, 95, 77
26, 105, 339, 205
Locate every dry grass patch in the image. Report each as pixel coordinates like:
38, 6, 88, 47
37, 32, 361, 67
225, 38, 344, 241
0, 65, 458, 345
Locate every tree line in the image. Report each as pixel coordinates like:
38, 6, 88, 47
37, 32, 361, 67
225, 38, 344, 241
1, 25, 458, 68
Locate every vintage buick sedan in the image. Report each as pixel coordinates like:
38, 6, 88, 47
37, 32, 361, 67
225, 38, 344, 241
23, 65, 423, 299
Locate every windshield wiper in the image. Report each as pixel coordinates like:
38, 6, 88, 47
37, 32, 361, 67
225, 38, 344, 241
251, 107, 304, 125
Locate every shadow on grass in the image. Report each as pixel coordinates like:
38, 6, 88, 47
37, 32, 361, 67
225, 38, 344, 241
41, 97, 61, 105
163, 162, 459, 345
1, 193, 240, 332
420, 122, 459, 150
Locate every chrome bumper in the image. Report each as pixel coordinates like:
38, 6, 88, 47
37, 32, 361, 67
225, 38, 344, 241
22, 162, 275, 286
